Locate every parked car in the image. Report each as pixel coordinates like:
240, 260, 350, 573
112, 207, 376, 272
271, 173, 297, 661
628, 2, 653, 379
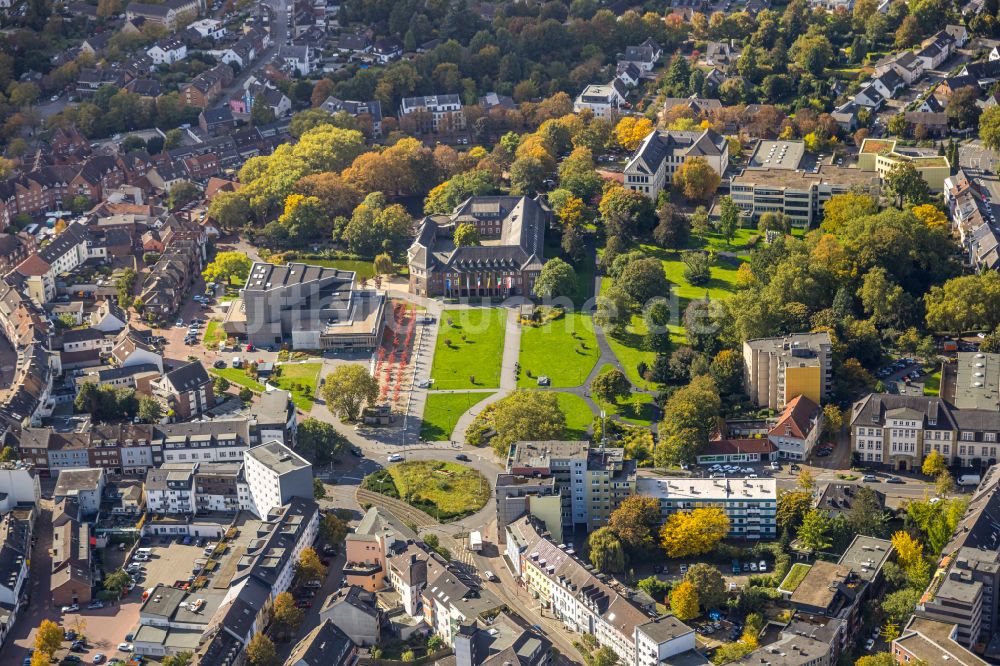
117, 644, 133, 653
213, 360, 227, 369
863, 474, 877, 482
886, 476, 904, 484
864, 639, 875, 651
88, 600, 103, 609
93, 654, 105, 663
61, 604, 79, 613
295, 600, 312, 608
758, 560, 767, 572
304, 579, 323, 588
387, 453, 404, 462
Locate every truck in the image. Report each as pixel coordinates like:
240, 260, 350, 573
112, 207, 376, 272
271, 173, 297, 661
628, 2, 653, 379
957, 474, 981, 486
469, 531, 483, 552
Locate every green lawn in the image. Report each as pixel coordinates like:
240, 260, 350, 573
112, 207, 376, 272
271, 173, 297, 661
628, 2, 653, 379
204, 320, 226, 348
430, 309, 507, 389
518, 312, 600, 388
604, 392, 657, 426
555, 392, 594, 439
270, 362, 322, 410
603, 311, 657, 391
421, 392, 494, 441
923, 370, 941, 397
209, 368, 265, 393
386, 460, 491, 521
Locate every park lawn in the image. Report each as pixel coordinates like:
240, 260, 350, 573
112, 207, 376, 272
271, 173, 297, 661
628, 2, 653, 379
430, 308, 507, 389
603, 311, 657, 391
518, 312, 600, 388
555, 392, 594, 439
420, 392, 494, 441
923, 370, 941, 397
271, 362, 322, 410
209, 368, 265, 393
604, 392, 657, 426
387, 460, 490, 521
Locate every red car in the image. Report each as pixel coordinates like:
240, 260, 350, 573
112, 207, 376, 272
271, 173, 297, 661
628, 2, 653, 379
295, 600, 312, 608
245, 344, 254, 352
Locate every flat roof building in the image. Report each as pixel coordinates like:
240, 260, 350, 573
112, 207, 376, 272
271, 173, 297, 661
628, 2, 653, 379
229, 262, 385, 352
955, 352, 1000, 410
636, 476, 777, 539
744, 332, 833, 410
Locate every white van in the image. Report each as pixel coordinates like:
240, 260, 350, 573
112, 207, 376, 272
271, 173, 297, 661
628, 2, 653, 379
957, 474, 981, 486
231, 356, 242, 369
137, 547, 153, 556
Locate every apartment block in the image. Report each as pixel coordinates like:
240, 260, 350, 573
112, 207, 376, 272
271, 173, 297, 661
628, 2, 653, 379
505, 516, 698, 666
494, 474, 563, 544
635, 476, 777, 539
506, 441, 636, 533
915, 466, 1000, 659
242, 440, 312, 519
743, 332, 833, 410
623, 128, 728, 200
893, 616, 989, 666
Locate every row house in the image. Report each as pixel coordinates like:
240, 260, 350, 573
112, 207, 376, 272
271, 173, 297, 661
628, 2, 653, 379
10, 221, 91, 305
49, 127, 91, 164
0, 512, 30, 647
0, 233, 38, 275
916, 30, 957, 70
0, 283, 55, 428
945, 170, 998, 271
505, 516, 698, 666
75, 68, 126, 98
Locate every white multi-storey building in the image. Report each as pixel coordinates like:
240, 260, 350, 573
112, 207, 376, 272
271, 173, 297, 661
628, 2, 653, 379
636, 476, 777, 539
623, 128, 728, 200
242, 441, 313, 519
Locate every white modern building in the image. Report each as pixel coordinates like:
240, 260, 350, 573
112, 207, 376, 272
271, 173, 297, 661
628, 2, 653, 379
243, 441, 313, 519
573, 79, 628, 118
635, 476, 777, 539
53, 467, 105, 515
0, 463, 41, 512
398, 94, 465, 132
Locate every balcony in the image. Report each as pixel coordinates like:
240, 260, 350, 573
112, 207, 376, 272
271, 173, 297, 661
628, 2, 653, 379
344, 561, 382, 576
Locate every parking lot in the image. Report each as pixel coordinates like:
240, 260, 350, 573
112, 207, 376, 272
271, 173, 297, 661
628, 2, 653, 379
57, 600, 142, 663
876, 356, 932, 397
131, 538, 217, 593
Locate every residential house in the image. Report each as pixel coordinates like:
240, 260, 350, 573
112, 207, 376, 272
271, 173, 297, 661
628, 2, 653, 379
893, 617, 987, 666
53, 467, 105, 516
147, 38, 188, 66
871, 69, 906, 100
399, 94, 465, 132
50, 519, 92, 606
284, 620, 357, 666
181, 64, 234, 109
662, 94, 723, 117
768, 395, 824, 460
904, 111, 949, 137
854, 84, 885, 110
0, 513, 30, 647
199, 106, 237, 136
150, 361, 215, 420
318, 585, 381, 647
573, 79, 628, 118
617, 38, 662, 73
242, 441, 313, 519
318, 97, 383, 137
637, 476, 777, 539
874, 50, 925, 85
371, 38, 402, 64
916, 31, 957, 70
616, 62, 641, 88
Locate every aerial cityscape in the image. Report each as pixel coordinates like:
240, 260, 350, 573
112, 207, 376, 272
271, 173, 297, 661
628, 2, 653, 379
2, 0, 1000, 665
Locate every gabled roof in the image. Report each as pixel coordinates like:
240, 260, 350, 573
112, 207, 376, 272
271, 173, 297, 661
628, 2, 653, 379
770, 395, 821, 440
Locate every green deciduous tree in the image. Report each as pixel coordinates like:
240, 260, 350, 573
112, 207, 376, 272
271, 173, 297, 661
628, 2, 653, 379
467, 390, 567, 458
587, 526, 626, 573
684, 563, 726, 610
797, 509, 834, 552
534, 257, 577, 299
320, 365, 379, 421
453, 222, 481, 247
590, 367, 631, 405
203, 252, 252, 286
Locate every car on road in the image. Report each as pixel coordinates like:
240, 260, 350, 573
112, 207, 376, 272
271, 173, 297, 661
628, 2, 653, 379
304, 579, 323, 588
176, 319, 184, 327
456, 453, 470, 462
213, 360, 227, 368
679, 564, 688, 574
864, 639, 875, 651
484, 571, 498, 582
117, 644, 133, 653
863, 474, 877, 482
886, 476, 904, 484
93, 654, 105, 664
388, 453, 404, 462
245, 344, 255, 352
61, 604, 79, 613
